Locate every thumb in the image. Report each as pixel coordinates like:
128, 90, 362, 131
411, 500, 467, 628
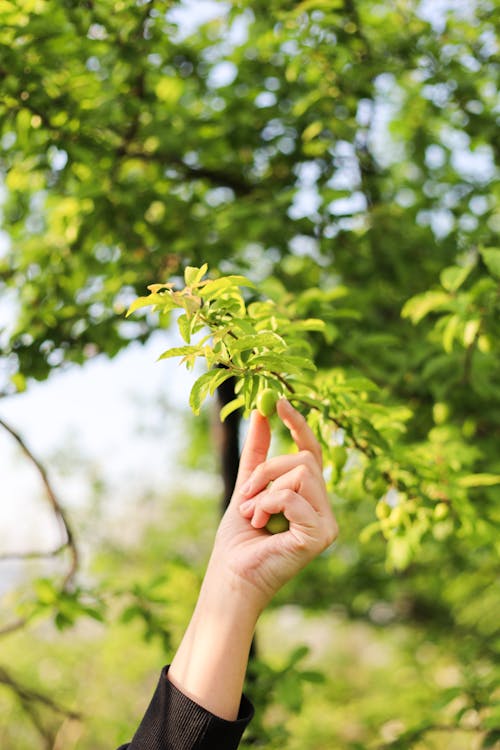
234, 410, 271, 494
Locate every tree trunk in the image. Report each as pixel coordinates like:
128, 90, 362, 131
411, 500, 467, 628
216, 378, 258, 669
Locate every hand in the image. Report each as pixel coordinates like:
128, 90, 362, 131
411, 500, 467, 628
206, 398, 338, 615
168, 399, 338, 720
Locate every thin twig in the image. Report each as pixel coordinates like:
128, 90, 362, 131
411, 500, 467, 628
0, 665, 81, 719
0, 416, 78, 587
0, 544, 68, 561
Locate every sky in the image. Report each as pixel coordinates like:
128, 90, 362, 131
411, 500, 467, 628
0, 332, 201, 555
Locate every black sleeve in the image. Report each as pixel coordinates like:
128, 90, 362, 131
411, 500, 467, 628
117, 666, 254, 750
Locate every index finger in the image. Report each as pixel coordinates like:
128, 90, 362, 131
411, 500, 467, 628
277, 398, 323, 468
234, 409, 271, 494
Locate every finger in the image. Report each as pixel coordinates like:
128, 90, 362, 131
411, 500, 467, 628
247, 464, 333, 519
277, 399, 323, 468
251, 489, 339, 550
240, 451, 322, 499
253, 464, 328, 515
250, 489, 318, 531
234, 410, 271, 495
239, 498, 255, 518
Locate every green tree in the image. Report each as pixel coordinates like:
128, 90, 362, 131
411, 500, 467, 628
1, 0, 499, 747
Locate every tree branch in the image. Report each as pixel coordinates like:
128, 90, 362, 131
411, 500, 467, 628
0, 664, 82, 749
0, 416, 78, 584
0, 416, 79, 637
0, 544, 68, 562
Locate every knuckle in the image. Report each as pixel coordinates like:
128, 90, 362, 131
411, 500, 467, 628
295, 464, 310, 484
299, 450, 316, 468
323, 518, 339, 547
280, 488, 296, 504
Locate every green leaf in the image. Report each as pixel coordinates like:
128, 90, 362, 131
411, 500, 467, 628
157, 346, 202, 361
247, 352, 306, 377
458, 474, 500, 487
126, 292, 174, 318
483, 709, 500, 730
189, 369, 234, 414
480, 247, 500, 279
200, 275, 254, 301
442, 314, 460, 353
55, 611, 73, 630
275, 672, 303, 712
440, 264, 472, 292
482, 729, 500, 748
288, 645, 309, 666
34, 578, 58, 605
359, 521, 382, 544
463, 318, 480, 347
177, 314, 191, 343
401, 291, 452, 324
184, 264, 208, 287
330, 377, 378, 392
231, 332, 287, 352
10, 372, 27, 392
300, 670, 325, 684
288, 318, 326, 333
220, 395, 245, 422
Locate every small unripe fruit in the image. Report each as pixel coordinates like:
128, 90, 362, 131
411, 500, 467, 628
376, 500, 391, 520
265, 512, 289, 534
433, 402, 450, 425
257, 388, 278, 418
434, 502, 449, 520
331, 445, 348, 472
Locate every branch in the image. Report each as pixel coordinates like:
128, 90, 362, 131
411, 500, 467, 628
0, 544, 68, 562
0, 416, 79, 636
0, 663, 82, 748
118, 147, 254, 196
0, 665, 81, 719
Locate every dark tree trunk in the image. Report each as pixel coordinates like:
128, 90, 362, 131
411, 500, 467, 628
216, 378, 258, 670
216, 375, 241, 513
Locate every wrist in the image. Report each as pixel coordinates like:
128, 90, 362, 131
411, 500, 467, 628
198, 558, 263, 631
168, 560, 259, 721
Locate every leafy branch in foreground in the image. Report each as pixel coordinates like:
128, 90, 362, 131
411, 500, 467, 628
127, 265, 500, 571
127, 264, 383, 451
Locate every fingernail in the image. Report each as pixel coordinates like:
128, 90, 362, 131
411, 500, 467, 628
240, 479, 252, 495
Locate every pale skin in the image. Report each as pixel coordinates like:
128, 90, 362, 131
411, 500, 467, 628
168, 398, 338, 721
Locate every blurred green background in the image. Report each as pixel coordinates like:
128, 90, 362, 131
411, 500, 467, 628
1, 0, 499, 748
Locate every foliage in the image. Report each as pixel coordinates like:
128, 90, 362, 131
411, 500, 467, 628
1, 0, 500, 747
128, 264, 500, 577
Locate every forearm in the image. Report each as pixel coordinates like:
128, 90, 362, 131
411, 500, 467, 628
167, 562, 260, 721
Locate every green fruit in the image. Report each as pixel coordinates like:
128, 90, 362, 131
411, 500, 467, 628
265, 512, 289, 534
434, 502, 450, 520
257, 388, 278, 418
331, 445, 348, 472
376, 500, 391, 520
433, 402, 450, 425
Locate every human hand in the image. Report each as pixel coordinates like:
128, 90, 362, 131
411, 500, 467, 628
168, 399, 337, 720
206, 399, 338, 615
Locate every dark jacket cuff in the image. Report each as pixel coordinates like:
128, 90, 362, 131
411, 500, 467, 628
118, 665, 254, 750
